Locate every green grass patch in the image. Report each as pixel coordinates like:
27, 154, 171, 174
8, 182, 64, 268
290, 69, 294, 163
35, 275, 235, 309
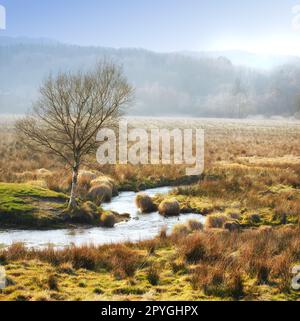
0, 183, 68, 228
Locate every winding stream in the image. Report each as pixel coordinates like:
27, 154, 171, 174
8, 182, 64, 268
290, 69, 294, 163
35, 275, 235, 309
0, 186, 204, 248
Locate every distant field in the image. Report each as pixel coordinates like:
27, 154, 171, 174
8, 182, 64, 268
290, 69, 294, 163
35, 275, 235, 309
1, 116, 300, 178
129, 115, 300, 128
130, 116, 300, 162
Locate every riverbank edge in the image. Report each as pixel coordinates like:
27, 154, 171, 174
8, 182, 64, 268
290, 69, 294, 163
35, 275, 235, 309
0, 177, 201, 230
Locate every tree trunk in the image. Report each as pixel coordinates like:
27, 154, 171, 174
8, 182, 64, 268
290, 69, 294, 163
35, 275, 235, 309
68, 166, 79, 209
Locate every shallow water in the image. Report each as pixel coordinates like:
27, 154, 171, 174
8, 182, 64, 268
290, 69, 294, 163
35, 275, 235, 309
0, 186, 204, 248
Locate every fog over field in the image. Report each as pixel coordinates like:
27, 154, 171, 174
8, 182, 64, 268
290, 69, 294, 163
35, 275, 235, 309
1, 36, 300, 118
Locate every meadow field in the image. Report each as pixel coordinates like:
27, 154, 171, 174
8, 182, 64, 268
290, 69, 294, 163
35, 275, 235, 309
0, 116, 300, 301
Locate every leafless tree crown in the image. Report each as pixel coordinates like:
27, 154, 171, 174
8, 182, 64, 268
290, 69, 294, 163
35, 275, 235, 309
16, 62, 133, 168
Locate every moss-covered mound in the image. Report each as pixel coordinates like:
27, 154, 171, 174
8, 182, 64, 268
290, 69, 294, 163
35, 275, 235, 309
0, 183, 68, 228
0, 183, 128, 229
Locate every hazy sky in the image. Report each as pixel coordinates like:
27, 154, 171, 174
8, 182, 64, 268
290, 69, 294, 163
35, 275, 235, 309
1, 0, 300, 55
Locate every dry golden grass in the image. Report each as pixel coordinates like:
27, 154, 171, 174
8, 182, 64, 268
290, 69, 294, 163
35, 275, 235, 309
158, 198, 180, 216
171, 150, 300, 227
1, 117, 300, 300
1, 225, 299, 300
175, 225, 300, 297
0, 242, 143, 278
135, 193, 157, 213
2, 117, 299, 188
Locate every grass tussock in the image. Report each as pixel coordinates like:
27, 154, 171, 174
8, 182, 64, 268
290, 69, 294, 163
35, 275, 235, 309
175, 227, 300, 298
0, 243, 143, 280
135, 193, 157, 213
158, 198, 180, 216
205, 213, 228, 229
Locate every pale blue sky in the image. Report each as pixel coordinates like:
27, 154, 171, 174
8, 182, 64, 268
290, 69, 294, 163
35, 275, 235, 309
1, 0, 300, 54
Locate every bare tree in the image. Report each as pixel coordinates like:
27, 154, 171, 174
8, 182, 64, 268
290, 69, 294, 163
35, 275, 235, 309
16, 62, 133, 209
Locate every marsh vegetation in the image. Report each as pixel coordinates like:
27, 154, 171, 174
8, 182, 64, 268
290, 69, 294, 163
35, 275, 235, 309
0, 117, 300, 300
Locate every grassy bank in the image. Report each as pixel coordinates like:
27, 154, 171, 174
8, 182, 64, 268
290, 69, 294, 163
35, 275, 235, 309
152, 159, 300, 229
117, 174, 200, 192
0, 183, 68, 228
0, 225, 299, 301
0, 183, 125, 229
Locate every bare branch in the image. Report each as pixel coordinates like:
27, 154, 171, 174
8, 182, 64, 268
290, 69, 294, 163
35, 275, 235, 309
16, 61, 134, 196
